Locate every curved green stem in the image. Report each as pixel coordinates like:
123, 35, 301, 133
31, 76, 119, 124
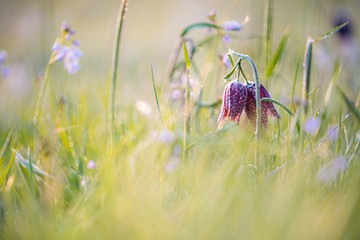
108, 0, 128, 141
229, 50, 261, 141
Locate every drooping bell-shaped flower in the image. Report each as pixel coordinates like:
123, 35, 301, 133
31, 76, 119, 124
218, 80, 248, 127
244, 83, 281, 127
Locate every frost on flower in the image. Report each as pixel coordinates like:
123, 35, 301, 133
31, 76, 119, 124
0, 50, 10, 78
304, 117, 321, 135
317, 157, 349, 183
218, 81, 280, 129
244, 83, 281, 127
50, 22, 82, 74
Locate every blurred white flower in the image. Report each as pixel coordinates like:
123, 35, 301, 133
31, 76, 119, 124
304, 117, 321, 135
164, 157, 180, 173
136, 100, 152, 116
317, 157, 349, 183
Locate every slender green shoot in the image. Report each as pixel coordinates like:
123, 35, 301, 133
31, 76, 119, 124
150, 64, 164, 128
108, 0, 129, 141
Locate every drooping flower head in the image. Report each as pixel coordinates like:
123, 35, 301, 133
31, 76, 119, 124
50, 22, 82, 74
218, 80, 247, 127
244, 83, 281, 127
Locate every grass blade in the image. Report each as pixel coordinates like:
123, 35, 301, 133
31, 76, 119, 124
150, 64, 164, 128
0, 150, 16, 186
302, 37, 313, 114
314, 21, 350, 43
264, 0, 274, 68
12, 149, 54, 179
265, 27, 290, 78
337, 86, 360, 122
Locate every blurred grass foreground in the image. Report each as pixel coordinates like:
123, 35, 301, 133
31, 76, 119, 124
0, 0, 360, 239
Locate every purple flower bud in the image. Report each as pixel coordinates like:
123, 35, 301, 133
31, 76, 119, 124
304, 117, 321, 135
158, 129, 174, 144
87, 160, 97, 169
171, 89, 182, 100
0, 50, 9, 78
222, 54, 231, 68
222, 34, 232, 44
222, 20, 242, 31
218, 80, 247, 126
0, 50, 8, 64
207, 9, 217, 21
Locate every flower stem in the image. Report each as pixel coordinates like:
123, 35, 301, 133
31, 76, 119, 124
230, 50, 261, 166
108, 0, 128, 142
230, 50, 261, 141
34, 62, 53, 130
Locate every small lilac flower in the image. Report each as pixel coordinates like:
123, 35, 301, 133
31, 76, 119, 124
222, 20, 242, 31
317, 157, 348, 183
221, 54, 231, 68
50, 22, 82, 74
304, 117, 321, 135
327, 124, 339, 141
245, 83, 281, 127
0, 50, 9, 78
171, 89, 182, 100
158, 129, 174, 144
207, 9, 217, 21
62, 21, 75, 40
218, 80, 248, 127
222, 34, 232, 44
87, 160, 97, 169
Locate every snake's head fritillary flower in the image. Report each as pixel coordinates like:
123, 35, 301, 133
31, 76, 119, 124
245, 83, 281, 127
218, 80, 248, 128
222, 20, 242, 31
50, 22, 82, 74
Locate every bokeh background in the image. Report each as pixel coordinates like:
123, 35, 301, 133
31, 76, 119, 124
1, 0, 359, 114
